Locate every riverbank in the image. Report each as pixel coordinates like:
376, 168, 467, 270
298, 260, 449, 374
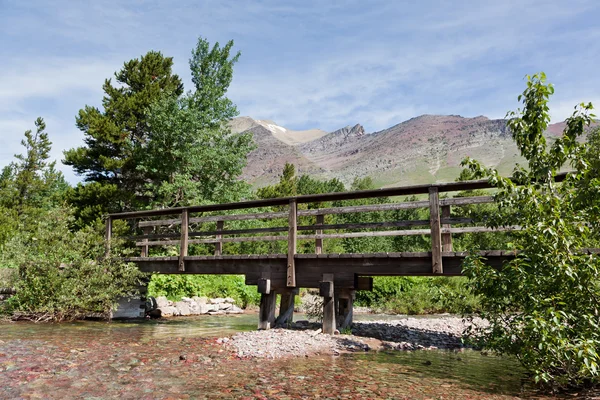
219, 315, 486, 359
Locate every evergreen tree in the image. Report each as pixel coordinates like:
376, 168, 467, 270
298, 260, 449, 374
63, 51, 184, 217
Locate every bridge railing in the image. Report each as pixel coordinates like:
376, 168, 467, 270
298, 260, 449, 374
107, 174, 568, 284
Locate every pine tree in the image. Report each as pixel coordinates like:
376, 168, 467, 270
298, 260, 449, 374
63, 51, 184, 213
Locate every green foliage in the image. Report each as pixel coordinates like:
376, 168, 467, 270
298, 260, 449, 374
461, 72, 599, 389
63, 51, 184, 220
355, 277, 480, 315
138, 38, 253, 207
147, 274, 260, 308
0, 208, 144, 320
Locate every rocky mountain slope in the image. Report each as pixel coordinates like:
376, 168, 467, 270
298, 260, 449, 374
231, 115, 567, 188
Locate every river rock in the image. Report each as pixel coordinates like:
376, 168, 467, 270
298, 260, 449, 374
160, 306, 178, 316
193, 296, 208, 305
219, 303, 232, 310
174, 301, 191, 316
155, 296, 170, 309
226, 305, 243, 314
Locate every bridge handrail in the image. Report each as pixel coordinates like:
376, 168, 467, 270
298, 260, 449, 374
106, 172, 570, 285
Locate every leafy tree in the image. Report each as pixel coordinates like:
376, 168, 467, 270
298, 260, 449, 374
0, 118, 67, 213
461, 73, 599, 388
138, 39, 253, 207
63, 51, 184, 218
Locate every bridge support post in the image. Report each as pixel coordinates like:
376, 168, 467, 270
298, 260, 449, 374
320, 274, 336, 334
258, 292, 277, 330
258, 275, 276, 330
275, 288, 298, 326
336, 289, 355, 330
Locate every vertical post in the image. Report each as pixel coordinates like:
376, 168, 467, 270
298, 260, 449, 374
215, 220, 223, 256
429, 187, 443, 274
441, 205, 453, 252
258, 292, 277, 330
315, 214, 324, 255
320, 273, 335, 334
179, 209, 189, 272
140, 226, 152, 257
287, 199, 297, 287
105, 216, 112, 257
275, 288, 298, 326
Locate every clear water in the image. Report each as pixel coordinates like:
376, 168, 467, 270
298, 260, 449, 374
0, 314, 560, 399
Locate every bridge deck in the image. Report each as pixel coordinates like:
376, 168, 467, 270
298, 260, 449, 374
128, 251, 515, 289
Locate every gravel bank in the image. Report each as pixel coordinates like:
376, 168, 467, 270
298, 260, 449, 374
220, 315, 485, 359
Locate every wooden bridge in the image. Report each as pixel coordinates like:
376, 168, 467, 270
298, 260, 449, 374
105, 177, 546, 332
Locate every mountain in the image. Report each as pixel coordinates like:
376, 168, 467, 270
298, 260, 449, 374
231, 115, 568, 188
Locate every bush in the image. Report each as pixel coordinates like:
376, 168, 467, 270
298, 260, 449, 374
0, 208, 144, 321
147, 274, 260, 308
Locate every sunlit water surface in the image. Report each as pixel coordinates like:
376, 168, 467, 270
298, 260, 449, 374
0, 314, 562, 399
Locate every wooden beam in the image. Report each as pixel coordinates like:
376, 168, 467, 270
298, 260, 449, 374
258, 292, 277, 330
275, 289, 297, 326
140, 226, 152, 257
429, 187, 443, 274
287, 200, 297, 287
105, 216, 112, 257
441, 205, 452, 252
179, 209, 189, 272
321, 273, 335, 334
214, 220, 223, 256
315, 214, 324, 254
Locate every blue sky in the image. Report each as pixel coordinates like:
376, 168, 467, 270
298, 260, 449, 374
1, 0, 599, 183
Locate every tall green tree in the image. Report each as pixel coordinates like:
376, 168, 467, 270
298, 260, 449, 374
461, 73, 599, 388
0, 118, 67, 213
63, 51, 184, 219
137, 37, 254, 207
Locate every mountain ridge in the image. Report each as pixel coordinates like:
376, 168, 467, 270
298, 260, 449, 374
231, 114, 568, 188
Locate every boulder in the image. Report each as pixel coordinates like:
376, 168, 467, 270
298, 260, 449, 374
155, 296, 170, 309
198, 304, 212, 314
219, 303, 233, 310
210, 298, 225, 304
160, 306, 178, 317
174, 301, 191, 316
193, 296, 208, 305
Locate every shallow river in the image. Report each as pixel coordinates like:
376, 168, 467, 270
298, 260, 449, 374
0, 314, 562, 399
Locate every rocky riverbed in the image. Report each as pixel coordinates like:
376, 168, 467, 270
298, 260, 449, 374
220, 315, 487, 359
152, 296, 244, 317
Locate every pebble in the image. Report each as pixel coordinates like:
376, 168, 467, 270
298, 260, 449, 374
220, 316, 486, 359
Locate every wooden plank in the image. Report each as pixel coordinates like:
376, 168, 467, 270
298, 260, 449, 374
138, 210, 289, 228
297, 220, 430, 231
140, 226, 152, 257
179, 209, 189, 272
322, 273, 335, 335
105, 216, 112, 257
214, 220, 223, 256
189, 226, 288, 237
440, 196, 494, 206
315, 214, 324, 255
287, 199, 297, 287
301, 229, 432, 240
110, 173, 569, 220
444, 226, 520, 234
441, 205, 452, 252
298, 200, 431, 217
135, 198, 485, 228
429, 187, 443, 274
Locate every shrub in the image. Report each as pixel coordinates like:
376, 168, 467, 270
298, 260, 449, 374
0, 208, 144, 321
